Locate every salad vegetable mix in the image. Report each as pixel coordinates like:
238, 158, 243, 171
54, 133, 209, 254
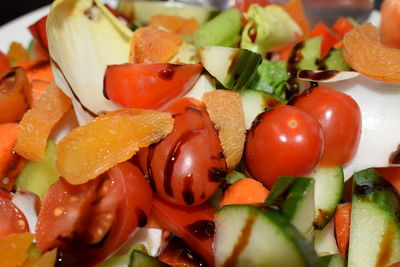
1, 0, 400, 266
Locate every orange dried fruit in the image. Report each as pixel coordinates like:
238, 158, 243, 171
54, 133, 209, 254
56, 109, 174, 185
0, 232, 34, 267
149, 15, 199, 35
343, 23, 400, 83
203, 90, 246, 169
22, 249, 57, 267
27, 80, 49, 108
15, 82, 72, 161
130, 27, 183, 63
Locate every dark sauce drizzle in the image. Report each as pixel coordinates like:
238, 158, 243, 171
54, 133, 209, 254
159, 67, 175, 81
137, 208, 148, 227
208, 168, 226, 183
146, 144, 157, 192
186, 220, 215, 240
285, 41, 304, 99
182, 174, 195, 205
298, 70, 339, 81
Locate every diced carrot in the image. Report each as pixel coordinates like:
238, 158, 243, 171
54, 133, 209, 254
28, 80, 50, 108
334, 40, 344, 49
332, 17, 355, 39
220, 178, 270, 207
310, 22, 340, 58
130, 27, 183, 64
375, 167, 400, 193
284, 0, 310, 40
0, 123, 26, 191
17, 61, 53, 83
7, 42, 29, 66
334, 203, 351, 257
149, 15, 199, 35
15, 82, 71, 162
276, 44, 293, 61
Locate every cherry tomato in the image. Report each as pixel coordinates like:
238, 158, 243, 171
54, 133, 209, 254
292, 86, 361, 167
151, 195, 216, 266
0, 190, 29, 238
0, 67, 30, 123
138, 97, 227, 206
36, 161, 152, 266
104, 63, 202, 110
0, 51, 10, 73
245, 105, 324, 188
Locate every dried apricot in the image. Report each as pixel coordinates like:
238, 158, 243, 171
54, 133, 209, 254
343, 23, 400, 83
203, 90, 246, 169
56, 109, 174, 185
0, 232, 34, 267
15, 82, 72, 161
149, 15, 198, 35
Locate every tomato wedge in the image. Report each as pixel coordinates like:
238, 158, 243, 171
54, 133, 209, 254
104, 63, 202, 110
36, 161, 152, 266
0, 190, 29, 238
151, 195, 216, 266
28, 15, 49, 53
0, 51, 11, 73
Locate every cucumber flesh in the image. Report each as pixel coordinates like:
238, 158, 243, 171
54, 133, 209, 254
265, 177, 315, 241
129, 251, 169, 267
239, 89, 285, 129
320, 254, 345, 267
214, 205, 320, 267
314, 220, 339, 256
311, 166, 344, 229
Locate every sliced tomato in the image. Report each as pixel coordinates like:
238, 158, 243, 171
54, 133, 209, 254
104, 63, 202, 110
375, 167, 400, 193
28, 15, 49, 53
310, 22, 340, 58
0, 51, 11, 73
151, 195, 216, 266
0, 190, 29, 238
332, 17, 355, 39
36, 161, 152, 266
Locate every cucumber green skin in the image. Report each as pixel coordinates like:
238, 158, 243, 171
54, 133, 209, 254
16, 140, 59, 199
320, 254, 345, 267
130, 251, 169, 267
215, 205, 321, 267
193, 8, 242, 48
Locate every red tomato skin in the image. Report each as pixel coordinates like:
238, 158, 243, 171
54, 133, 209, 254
138, 97, 227, 206
245, 105, 324, 189
0, 51, 10, 73
28, 15, 48, 52
309, 22, 340, 58
36, 162, 152, 266
332, 17, 355, 39
292, 86, 361, 167
104, 63, 202, 110
0, 190, 29, 238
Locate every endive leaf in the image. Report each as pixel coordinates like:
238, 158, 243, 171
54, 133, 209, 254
321, 75, 400, 179
47, 0, 132, 124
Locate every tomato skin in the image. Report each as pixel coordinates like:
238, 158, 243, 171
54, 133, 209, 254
0, 190, 29, 238
104, 63, 202, 110
292, 86, 361, 167
245, 105, 324, 188
28, 15, 49, 52
138, 97, 227, 206
36, 162, 152, 266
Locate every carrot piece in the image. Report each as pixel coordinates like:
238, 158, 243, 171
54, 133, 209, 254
0, 123, 26, 191
310, 22, 340, 58
17, 61, 53, 83
0, 232, 34, 267
27, 80, 50, 108
334, 203, 351, 257
220, 178, 270, 207
375, 167, 400, 193
276, 44, 293, 61
284, 0, 310, 40
15, 82, 71, 161
332, 17, 355, 39
130, 27, 183, 63
149, 15, 199, 35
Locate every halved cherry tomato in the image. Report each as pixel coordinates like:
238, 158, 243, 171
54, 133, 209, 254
245, 105, 324, 188
0, 190, 29, 238
104, 63, 202, 110
138, 97, 227, 206
28, 15, 49, 53
36, 161, 152, 266
0, 51, 11, 73
151, 194, 216, 266
292, 86, 361, 167
0, 67, 30, 123
310, 22, 340, 58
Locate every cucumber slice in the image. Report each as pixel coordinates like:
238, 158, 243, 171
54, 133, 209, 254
320, 254, 345, 267
198, 46, 261, 90
117, 1, 219, 26
348, 169, 400, 267
311, 166, 344, 229
314, 220, 339, 256
265, 177, 315, 241
184, 74, 215, 100
16, 140, 59, 199
289, 36, 322, 71
130, 251, 169, 267
319, 49, 351, 71
239, 89, 285, 129
214, 205, 320, 267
